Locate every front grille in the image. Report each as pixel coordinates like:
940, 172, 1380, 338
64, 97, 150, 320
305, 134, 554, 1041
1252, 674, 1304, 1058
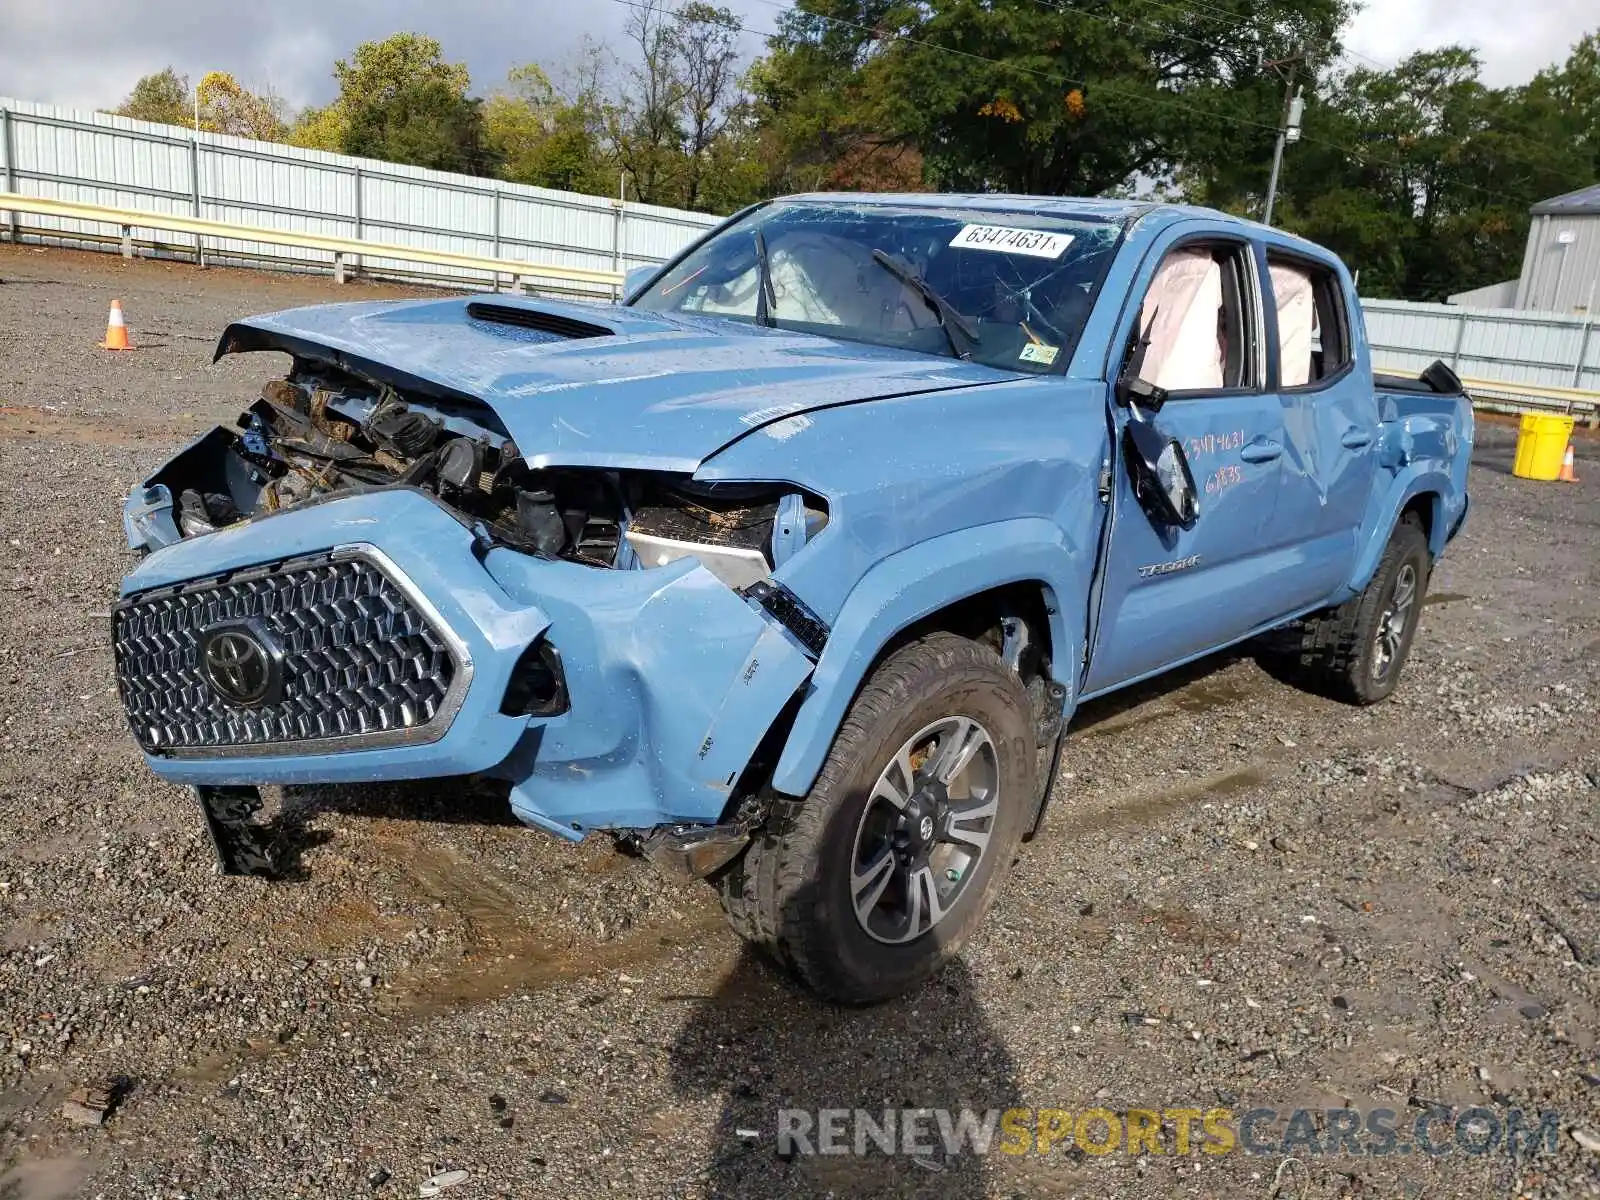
113, 551, 465, 756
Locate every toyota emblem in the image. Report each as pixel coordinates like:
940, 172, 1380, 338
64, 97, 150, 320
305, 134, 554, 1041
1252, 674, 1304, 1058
198, 622, 282, 707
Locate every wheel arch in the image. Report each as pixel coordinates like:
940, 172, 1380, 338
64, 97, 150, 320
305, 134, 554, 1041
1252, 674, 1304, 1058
1348, 472, 1450, 593
769, 518, 1090, 798
1401, 492, 1440, 549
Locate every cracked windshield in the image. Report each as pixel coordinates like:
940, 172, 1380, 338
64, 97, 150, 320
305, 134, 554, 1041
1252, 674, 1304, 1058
631, 201, 1122, 373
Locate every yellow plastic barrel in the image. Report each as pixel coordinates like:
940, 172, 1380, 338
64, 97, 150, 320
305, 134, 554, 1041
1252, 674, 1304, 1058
1513, 413, 1575, 481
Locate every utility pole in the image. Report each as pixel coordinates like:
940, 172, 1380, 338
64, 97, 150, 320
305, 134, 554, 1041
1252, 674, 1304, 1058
1262, 52, 1306, 226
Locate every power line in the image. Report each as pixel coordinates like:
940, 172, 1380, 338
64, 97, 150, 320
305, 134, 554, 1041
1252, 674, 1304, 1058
1130, 0, 1394, 73
1023, 0, 1237, 58
1337, 47, 1396, 72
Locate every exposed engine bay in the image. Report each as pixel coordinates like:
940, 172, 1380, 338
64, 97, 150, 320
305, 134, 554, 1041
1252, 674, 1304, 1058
146, 363, 828, 586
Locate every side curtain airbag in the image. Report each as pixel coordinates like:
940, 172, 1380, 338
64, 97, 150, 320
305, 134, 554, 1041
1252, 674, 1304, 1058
1270, 263, 1316, 387
1139, 250, 1224, 392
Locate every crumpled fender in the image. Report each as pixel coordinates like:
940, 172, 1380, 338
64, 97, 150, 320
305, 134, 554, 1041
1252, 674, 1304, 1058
1347, 402, 1469, 591
1348, 467, 1455, 591
481, 552, 817, 838
770, 517, 1089, 798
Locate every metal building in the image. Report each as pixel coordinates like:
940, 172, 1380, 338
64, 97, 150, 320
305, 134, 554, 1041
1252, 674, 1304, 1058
1513, 184, 1600, 313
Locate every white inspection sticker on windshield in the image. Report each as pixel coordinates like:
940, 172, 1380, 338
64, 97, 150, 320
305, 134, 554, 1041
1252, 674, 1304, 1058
949, 224, 1074, 259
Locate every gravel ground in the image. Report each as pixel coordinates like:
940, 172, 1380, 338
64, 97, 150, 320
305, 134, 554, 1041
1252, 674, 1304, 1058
0, 243, 1597, 1199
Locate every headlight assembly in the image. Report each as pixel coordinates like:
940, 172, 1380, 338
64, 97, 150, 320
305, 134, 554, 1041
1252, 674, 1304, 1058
624, 480, 829, 587
623, 530, 773, 589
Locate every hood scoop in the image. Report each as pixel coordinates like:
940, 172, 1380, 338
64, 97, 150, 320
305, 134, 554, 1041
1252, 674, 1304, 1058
465, 302, 613, 342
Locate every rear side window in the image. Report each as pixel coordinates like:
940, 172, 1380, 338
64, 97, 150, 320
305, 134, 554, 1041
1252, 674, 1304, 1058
1268, 255, 1351, 387
1125, 242, 1258, 394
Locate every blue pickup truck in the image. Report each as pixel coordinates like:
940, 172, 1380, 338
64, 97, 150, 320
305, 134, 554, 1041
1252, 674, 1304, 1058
113, 195, 1471, 1002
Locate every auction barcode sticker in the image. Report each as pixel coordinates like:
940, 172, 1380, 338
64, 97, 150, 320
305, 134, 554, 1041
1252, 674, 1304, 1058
949, 224, 1074, 259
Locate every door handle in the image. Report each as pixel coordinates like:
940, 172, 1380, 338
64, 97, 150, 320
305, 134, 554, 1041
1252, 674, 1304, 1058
1240, 439, 1282, 463
1341, 427, 1374, 449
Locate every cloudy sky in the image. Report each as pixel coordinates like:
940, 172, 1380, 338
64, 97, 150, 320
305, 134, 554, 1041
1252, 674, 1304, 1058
0, 0, 1593, 115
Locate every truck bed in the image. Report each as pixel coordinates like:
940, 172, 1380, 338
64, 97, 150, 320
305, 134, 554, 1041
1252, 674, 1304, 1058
1374, 359, 1465, 400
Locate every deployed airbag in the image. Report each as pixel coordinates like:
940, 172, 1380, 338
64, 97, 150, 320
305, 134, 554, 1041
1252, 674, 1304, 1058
1271, 263, 1316, 387
1139, 249, 1224, 392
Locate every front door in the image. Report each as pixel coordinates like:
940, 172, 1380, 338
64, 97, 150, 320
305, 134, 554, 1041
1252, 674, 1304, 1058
1083, 233, 1298, 695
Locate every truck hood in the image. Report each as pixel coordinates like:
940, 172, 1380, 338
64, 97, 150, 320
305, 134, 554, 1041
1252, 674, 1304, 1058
216, 295, 1021, 472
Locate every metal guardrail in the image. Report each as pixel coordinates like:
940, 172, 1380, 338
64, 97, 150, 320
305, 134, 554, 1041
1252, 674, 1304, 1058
0, 192, 625, 296
1455, 376, 1599, 422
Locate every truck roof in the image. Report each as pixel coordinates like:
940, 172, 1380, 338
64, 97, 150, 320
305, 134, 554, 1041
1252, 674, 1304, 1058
784, 191, 1264, 231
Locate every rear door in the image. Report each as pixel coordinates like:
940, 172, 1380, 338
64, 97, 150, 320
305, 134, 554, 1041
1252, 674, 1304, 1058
1262, 250, 1380, 608
1083, 231, 1292, 695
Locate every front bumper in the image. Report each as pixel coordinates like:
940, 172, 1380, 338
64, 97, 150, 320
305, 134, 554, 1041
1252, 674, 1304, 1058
117, 489, 815, 837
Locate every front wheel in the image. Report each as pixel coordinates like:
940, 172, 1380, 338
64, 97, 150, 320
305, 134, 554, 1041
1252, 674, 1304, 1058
716, 633, 1035, 1004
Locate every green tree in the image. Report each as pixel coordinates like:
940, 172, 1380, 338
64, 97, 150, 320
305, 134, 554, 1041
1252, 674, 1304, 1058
692, 100, 778, 211
196, 71, 287, 141
483, 64, 561, 180
673, 3, 744, 209
333, 32, 472, 112
611, 0, 687, 204
344, 79, 498, 174
111, 68, 192, 126
289, 33, 495, 173
739, 8, 910, 194
1529, 31, 1600, 180
484, 59, 616, 193
534, 101, 615, 193
287, 103, 346, 151
1262, 48, 1594, 298
750, 0, 1350, 197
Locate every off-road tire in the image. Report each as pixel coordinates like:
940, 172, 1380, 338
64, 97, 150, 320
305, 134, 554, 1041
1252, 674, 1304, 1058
1290, 513, 1431, 705
716, 633, 1035, 1004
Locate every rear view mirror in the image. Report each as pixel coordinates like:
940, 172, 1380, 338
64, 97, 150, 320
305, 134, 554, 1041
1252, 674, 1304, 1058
1123, 419, 1199, 530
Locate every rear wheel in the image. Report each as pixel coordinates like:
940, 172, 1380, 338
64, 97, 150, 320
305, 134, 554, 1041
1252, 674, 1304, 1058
1288, 513, 1430, 705
716, 633, 1034, 1004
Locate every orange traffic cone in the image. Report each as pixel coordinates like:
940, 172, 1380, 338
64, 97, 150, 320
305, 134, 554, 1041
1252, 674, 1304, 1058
1558, 442, 1578, 483
101, 300, 133, 351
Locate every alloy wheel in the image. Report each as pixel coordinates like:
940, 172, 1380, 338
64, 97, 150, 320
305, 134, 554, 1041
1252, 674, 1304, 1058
849, 716, 999, 945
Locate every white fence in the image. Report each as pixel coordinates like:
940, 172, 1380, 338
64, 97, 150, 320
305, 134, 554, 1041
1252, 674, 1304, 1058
0, 97, 721, 295
1361, 298, 1600, 394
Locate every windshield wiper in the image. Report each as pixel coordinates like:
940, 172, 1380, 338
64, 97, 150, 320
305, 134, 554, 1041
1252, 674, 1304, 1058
870, 248, 980, 360
752, 229, 777, 328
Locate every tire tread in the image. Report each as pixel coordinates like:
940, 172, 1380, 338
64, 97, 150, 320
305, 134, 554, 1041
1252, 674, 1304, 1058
717, 632, 1030, 1001
1289, 513, 1429, 706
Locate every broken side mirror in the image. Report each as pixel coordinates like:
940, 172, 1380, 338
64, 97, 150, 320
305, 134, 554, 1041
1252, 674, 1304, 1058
622, 264, 657, 303
1123, 418, 1199, 531
1115, 374, 1170, 412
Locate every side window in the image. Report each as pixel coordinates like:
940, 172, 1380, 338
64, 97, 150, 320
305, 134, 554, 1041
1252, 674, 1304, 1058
1126, 242, 1257, 394
1268, 255, 1352, 387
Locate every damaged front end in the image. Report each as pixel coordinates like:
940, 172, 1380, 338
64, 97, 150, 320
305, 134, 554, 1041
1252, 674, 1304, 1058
125, 361, 828, 586
115, 349, 834, 874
